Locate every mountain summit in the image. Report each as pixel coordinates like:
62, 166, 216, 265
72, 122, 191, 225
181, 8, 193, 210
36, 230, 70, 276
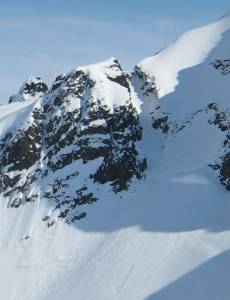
0, 15, 230, 300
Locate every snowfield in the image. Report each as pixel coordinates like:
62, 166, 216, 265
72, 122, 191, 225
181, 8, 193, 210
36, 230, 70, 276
138, 14, 230, 98
0, 14, 230, 300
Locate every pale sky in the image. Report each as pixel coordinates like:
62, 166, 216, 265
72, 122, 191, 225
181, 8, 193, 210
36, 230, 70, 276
0, 0, 229, 103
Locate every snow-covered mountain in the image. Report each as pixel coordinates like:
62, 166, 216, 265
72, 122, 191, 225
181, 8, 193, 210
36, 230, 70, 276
0, 14, 230, 300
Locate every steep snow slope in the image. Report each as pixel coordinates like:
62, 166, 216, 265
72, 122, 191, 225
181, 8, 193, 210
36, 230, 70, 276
138, 14, 230, 97
0, 15, 230, 300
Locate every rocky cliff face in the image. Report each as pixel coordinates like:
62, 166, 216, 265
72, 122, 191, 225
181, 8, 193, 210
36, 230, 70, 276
1, 45, 230, 232
0, 58, 147, 225
9, 77, 48, 103
1, 50, 230, 227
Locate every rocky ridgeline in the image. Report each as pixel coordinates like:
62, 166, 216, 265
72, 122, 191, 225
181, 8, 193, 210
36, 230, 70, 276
9, 77, 48, 103
207, 102, 230, 189
0, 59, 147, 225
1, 54, 230, 225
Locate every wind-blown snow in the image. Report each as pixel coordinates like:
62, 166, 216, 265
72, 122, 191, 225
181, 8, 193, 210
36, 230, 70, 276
138, 14, 230, 97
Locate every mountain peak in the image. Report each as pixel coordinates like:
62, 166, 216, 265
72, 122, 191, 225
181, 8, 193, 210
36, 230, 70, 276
9, 76, 48, 103
1, 13, 230, 300
74, 57, 123, 78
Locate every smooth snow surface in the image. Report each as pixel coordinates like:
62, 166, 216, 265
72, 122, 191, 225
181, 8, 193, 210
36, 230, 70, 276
0, 16, 230, 300
0, 100, 36, 136
138, 14, 230, 97
74, 57, 141, 112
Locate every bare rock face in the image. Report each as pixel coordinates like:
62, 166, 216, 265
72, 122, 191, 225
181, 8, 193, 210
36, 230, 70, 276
9, 77, 48, 103
7, 54, 230, 225
211, 58, 230, 75
0, 59, 147, 224
0, 102, 43, 207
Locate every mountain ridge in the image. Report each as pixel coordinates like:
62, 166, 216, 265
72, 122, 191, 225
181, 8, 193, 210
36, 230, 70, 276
0, 14, 230, 300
